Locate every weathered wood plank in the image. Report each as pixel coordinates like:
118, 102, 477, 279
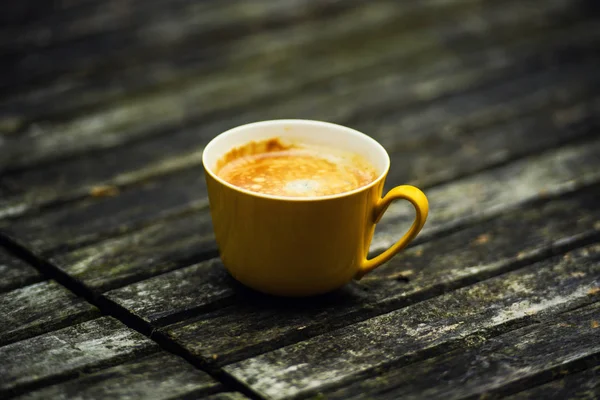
55, 133, 600, 300
49, 211, 216, 292
0, 247, 43, 294
0, 280, 100, 346
2, 43, 598, 220
0, 0, 356, 55
0, 168, 207, 255
105, 259, 234, 324
15, 352, 223, 400
222, 243, 600, 399
373, 136, 600, 252
0, 0, 589, 169
504, 365, 600, 400
0, 0, 370, 88
0, 0, 569, 106
0, 317, 158, 397
157, 184, 600, 364
322, 302, 600, 400
0, 1, 594, 136
0, 0, 459, 127
378, 92, 600, 188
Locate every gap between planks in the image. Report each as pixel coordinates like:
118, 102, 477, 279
1, 168, 600, 398
0, 240, 267, 400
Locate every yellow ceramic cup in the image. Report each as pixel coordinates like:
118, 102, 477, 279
202, 120, 428, 297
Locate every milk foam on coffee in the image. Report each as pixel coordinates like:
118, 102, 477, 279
216, 138, 378, 197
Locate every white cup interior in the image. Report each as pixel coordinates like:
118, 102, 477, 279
202, 119, 390, 198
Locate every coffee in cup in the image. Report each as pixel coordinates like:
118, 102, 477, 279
215, 138, 378, 198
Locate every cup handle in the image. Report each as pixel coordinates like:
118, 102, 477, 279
355, 185, 429, 279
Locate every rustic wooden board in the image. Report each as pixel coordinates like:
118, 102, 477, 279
1, 1, 598, 398
2, 38, 599, 222
0, 247, 43, 293
372, 137, 600, 252
159, 185, 600, 364
2, 20, 598, 220
0, 0, 465, 118
58, 134, 600, 301
0, 0, 591, 171
15, 352, 223, 400
504, 365, 600, 400
0, 280, 99, 346
222, 242, 600, 399
1, 167, 208, 255
105, 259, 234, 324
49, 211, 217, 292
0, 0, 578, 128
0, 0, 360, 58
322, 302, 600, 400
0, 317, 158, 397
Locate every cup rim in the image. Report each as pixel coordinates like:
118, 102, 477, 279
202, 119, 390, 202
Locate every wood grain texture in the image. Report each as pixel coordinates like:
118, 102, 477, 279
372, 137, 600, 252
2, 33, 599, 220
0, 0, 576, 121
223, 242, 600, 399
50, 211, 217, 292
0, 247, 42, 293
15, 352, 223, 400
1, 167, 207, 255
504, 365, 600, 400
322, 302, 600, 400
105, 259, 234, 324
160, 185, 600, 364
0, 0, 464, 117
0, 0, 591, 171
1, 0, 599, 398
0, 280, 99, 346
0, 317, 158, 397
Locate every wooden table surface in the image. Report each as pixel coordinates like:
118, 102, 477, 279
1, 1, 599, 399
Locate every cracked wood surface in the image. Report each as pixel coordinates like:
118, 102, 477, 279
0, 247, 43, 294
14, 352, 225, 400
0, 279, 100, 346
322, 302, 600, 400
224, 243, 600, 399
0, 317, 159, 397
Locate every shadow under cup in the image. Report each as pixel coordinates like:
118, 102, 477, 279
202, 120, 409, 297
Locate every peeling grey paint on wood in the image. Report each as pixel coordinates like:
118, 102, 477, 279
0, 247, 43, 293
223, 243, 600, 399
323, 302, 600, 399
0, 280, 99, 346
15, 352, 222, 400
161, 185, 600, 364
0, 317, 158, 396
